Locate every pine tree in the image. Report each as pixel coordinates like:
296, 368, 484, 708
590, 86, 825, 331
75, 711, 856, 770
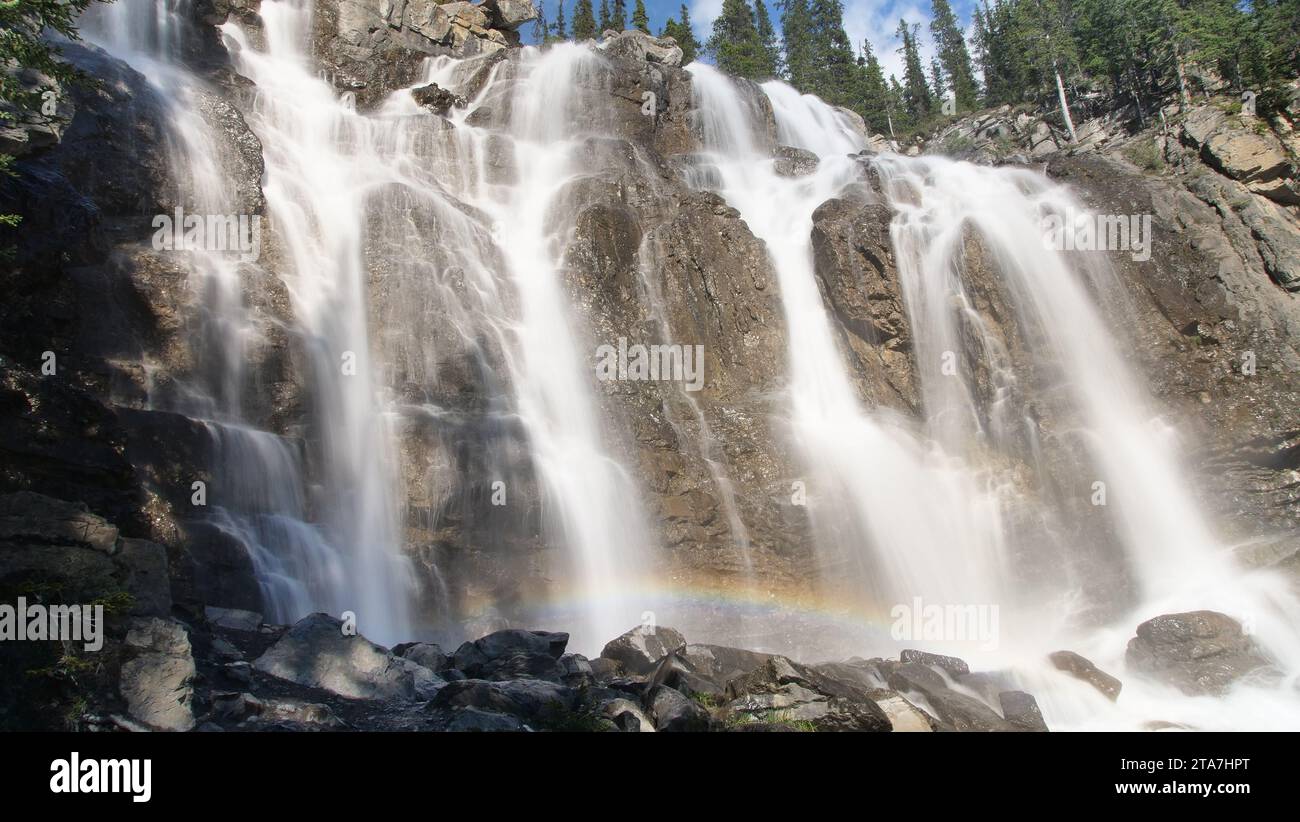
806, 0, 858, 106
553, 0, 568, 39
929, 0, 980, 110
780, 0, 815, 86
1014, 0, 1080, 140
633, 0, 650, 32
598, 0, 611, 31
755, 0, 782, 78
573, 0, 596, 39
897, 20, 934, 123
611, 0, 627, 30
707, 0, 769, 80
856, 38, 892, 134
679, 3, 701, 63
930, 58, 946, 102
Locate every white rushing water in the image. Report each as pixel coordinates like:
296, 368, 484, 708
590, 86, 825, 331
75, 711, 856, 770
227, 10, 652, 650
85, 0, 415, 643
687, 64, 1300, 730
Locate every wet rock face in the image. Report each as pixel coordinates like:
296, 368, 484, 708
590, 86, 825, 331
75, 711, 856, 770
1126, 611, 1271, 696
810, 195, 917, 412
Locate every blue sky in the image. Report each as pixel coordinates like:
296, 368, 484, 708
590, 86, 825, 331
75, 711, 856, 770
524, 0, 980, 84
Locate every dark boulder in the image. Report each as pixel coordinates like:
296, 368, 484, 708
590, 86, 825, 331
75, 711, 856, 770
1049, 650, 1122, 701
411, 82, 466, 115
1125, 611, 1271, 696
724, 656, 891, 732
450, 628, 569, 681
645, 684, 710, 731
999, 690, 1049, 732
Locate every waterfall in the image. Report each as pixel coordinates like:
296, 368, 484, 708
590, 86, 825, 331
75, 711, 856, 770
686, 64, 1300, 729
688, 63, 1011, 622
84, 0, 415, 643
222, 14, 653, 650
71, 1, 1299, 726
434, 44, 655, 651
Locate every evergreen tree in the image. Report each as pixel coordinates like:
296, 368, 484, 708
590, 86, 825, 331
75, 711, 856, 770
633, 0, 650, 32
573, 0, 596, 39
855, 38, 892, 134
678, 3, 701, 63
930, 59, 947, 103
611, 0, 627, 30
707, 0, 770, 80
929, 0, 980, 109
553, 0, 568, 39
805, 0, 858, 106
897, 20, 934, 123
755, 0, 783, 78
599, 0, 611, 31
1013, 0, 1080, 140
780, 0, 815, 85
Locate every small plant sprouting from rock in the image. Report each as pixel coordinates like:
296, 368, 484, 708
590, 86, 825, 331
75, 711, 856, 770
1123, 139, 1164, 172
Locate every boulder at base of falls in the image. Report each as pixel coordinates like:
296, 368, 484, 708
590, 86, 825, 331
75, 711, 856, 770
450, 628, 570, 681
999, 690, 1049, 732
428, 678, 576, 722
600, 624, 687, 674
1049, 650, 1122, 701
645, 684, 711, 731
394, 641, 451, 672
1125, 611, 1272, 696
599, 697, 655, 732
252, 613, 434, 701
723, 656, 892, 732
119, 618, 197, 732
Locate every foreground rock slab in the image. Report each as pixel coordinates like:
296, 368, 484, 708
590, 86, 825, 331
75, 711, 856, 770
253, 613, 433, 701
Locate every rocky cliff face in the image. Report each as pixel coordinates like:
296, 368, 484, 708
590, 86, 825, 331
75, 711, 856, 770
2, 1, 1299, 729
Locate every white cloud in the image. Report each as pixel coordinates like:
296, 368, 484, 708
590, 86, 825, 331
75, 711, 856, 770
690, 0, 723, 42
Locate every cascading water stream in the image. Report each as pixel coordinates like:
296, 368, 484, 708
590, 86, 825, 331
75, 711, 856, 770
687, 64, 1300, 729
687, 64, 1011, 623
84, 0, 414, 642
428, 45, 654, 652
225, 21, 654, 650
